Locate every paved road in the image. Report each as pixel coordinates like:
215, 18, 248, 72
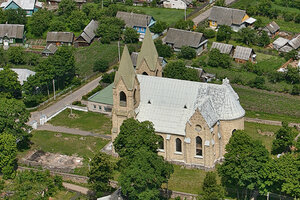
37, 124, 112, 139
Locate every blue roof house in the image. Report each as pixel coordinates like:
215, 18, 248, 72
1, 0, 42, 16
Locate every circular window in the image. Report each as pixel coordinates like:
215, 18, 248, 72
195, 125, 202, 132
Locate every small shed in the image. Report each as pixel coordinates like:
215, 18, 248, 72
42, 43, 58, 56
288, 34, 300, 50
233, 46, 255, 63
164, 28, 208, 55
75, 20, 99, 46
210, 42, 234, 55
46, 31, 74, 46
87, 84, 113, 115
273, 37, 289, 50
263, 21, 280, 38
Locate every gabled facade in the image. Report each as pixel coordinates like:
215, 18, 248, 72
46, 31, 74, 46
0, 0, 42, 16
75, 20, 98, 47
112, 29, 245, 169
233, 46, 256, 63
0, 24, 24, 49
263, 21, 280, 38
163, 0, 192, 9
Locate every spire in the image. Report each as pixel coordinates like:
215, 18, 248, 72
136, 27, 159, 71
114, 45, 136, 90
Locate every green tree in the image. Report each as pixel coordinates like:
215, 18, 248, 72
29, 9, 52, 37
254, 18, 263, 29
123, 27, 139, 43
49, 19, 67, 31
199, 172, 225, 200
284, 50, 298, 61
285, 66, 300, 84
259, 153, 300, 197
164, 60, 200, 81
215, 0, 225, 6
247, 76, 266, 89
58, 0, 77, 16
0, 67, 22, 99
4, 8, 27, 25
217, 131, 270, 198
0, 133, 17, 179
0, 98, 30, 148
68, 10, 87, 32
0, 48, 8, 66
178, 46, 196, 59
7, 46, 25, 64
258, 0, 272, 16
208, 48, 231, 69
88, 152, 114, 197
150, 20, 167, 34
291, 84, 300, 95
101, 72, 115, 84
93, 59, 109, 72
119, 148, 174, 200
96, 17, 125, 43
154, 39, 173, 58
283, 12, 294, 22
26, 53, 41, 66
237, 28, 257, 45
258, 31, 270, 47
0, 9, 5, 24
295, 14, 300, 23
216, 25, 232, 43
271, 122, 297, 154
174, 19, 194, 30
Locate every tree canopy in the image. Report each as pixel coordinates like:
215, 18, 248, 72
216, 25, 232, 43
0, 67, 22, 99
123, 27, 139, 44
163, 60, 200, 82
154, 39, 173, 58
208, 48, 231, 68
199, 172, 225, 200
0, 133, 17, 179
178, 46, 196, 60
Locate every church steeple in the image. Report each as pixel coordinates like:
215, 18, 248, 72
136, 28, 161, 75
114, 45, 136, 91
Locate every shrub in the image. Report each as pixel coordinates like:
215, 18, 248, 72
283, 12, 294, 22
247, 76, 266, 89
82, 85, 102, 100
203, 29, 215, 38
93, 59, 109, 72
291, 85, 300, 95
124, 27, 139, 43
295, 14, 300, 24
101, 72, 115, 84
178, 46, 196, 60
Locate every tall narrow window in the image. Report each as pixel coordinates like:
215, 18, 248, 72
133, 89, 137, 105
176, 138, 182, 152
196, 136, 203, 156
119, 91, 127, 107
158, 136, 164, 150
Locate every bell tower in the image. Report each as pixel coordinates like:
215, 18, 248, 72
111, 45, 140, 142
136, 27, 162, 77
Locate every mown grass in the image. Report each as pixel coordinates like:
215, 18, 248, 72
233, 85, 300, 118
245, 110, 300, 124
52, 190, 88, 200
75, 41, 120, 78
125, 6, 193, 25
49, 109, 112, 135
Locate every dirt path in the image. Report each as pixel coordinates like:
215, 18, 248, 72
245, 117, 300, 130
37, 124, 112, 140
63, 182, 90, 195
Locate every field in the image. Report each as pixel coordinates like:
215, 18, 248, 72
74, 41, 120, 78
125, 6, 193, 25
233, 85, 300, 118
245, 110, 300, 123
49, 109, 112, 135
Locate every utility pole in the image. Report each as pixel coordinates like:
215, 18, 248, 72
53, 79, 56, 100
185, 6, 187, 21
118, 41, 121, 62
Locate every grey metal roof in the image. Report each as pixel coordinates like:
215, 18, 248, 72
0, 68, 35, 85
279, 44, 293, 53
79, 20, 99, 44
233, 46, 253, 60
264, 21, 280, 34
288, 34, 300, 50
43, 43, 58, 54
0, 24, 24, 39
273, 37, 289, 50
136, 75, 245, 136
116, 11, 152, 28
46, 32, 74, 43
1, 0, 37, 10
165, 28, 205, 49
208, 6, 246, 26
48, 0, 86, 2
211, 42, 233, 54
131, 52, 165, 68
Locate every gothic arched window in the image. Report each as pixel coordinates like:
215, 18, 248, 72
196, 136, 203, 156
158, 136, 164, 150
119, 91, 127, 107
176, 138, 182, 152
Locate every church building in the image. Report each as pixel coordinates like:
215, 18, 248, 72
112, 28, 245, 169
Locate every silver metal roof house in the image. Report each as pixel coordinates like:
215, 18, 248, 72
75, 20, 99, 46
135, 76, 245, 135
46, 32, 74, 45
211, 42, 234, 55
273, 37, 289, 50
233, 46, 255, 61
0, 24, 24, 40
288, 34, 300, 50
208, 6, 247, 26
164, 28, 208, 54
42, 43, 58, 56
116, 11, 153, 28
131, 52, 167, 68
0, 68, 35, 85
263, 21, 280, 35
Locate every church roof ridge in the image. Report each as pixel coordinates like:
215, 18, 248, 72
136, 27, 159, 71
114, 45, 136, 90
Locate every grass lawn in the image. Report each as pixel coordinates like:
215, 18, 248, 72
125, 6, 193, 25
245, 110, 300, 124
233, 85, 300, 118
49, 109, 112, 135
75, 41, 121, 78
52, 190, 88, 200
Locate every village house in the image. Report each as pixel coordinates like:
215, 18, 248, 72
263, 21, 280, 38
46, 32, 74, 46
75, 20, 99, 47
0, 68, 35, 85
164, 28, 208, 55
0, 0, 42, 16
116, 11, 156, 39
42, 43, 58, 56
111, 28, 245, 169
233, 46, 256, 63
273, 35, 300, 53
45, 0, 85, 8
0, 24, 24, 49
208, 6, 256, 32
163, 0, 192, 9
210, 42, 234, 56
